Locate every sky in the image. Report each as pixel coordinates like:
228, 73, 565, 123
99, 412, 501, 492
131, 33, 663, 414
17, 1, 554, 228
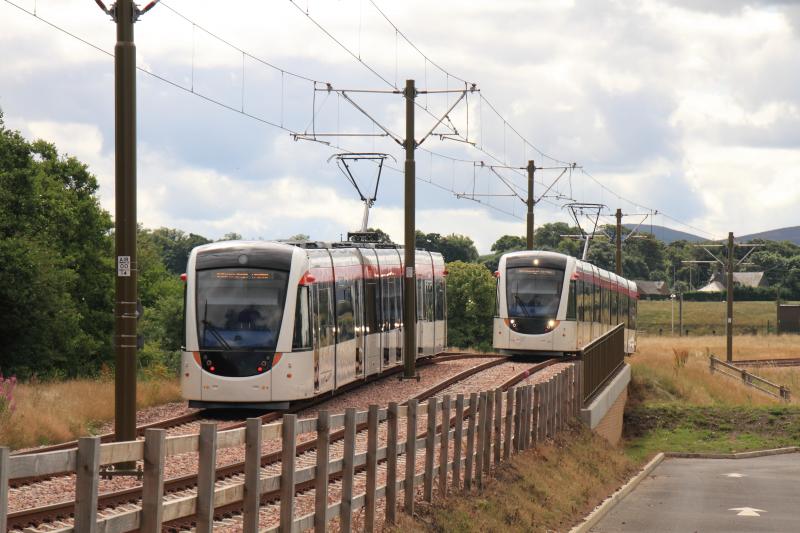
2, 0, 800, 253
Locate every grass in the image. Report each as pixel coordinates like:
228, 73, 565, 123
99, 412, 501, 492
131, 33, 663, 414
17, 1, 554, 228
624, 336, 800, 461
0, 377, 181, 450
637, 300, 796, 335
395, 424, 636, 533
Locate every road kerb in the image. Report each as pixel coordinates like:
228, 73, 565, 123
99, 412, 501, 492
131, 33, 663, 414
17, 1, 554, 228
664, 446, 799, 460
569, 452, 665, 533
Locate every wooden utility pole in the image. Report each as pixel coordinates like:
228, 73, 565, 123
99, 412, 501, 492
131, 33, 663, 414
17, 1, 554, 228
526, 160, 535, 250
615, 208, 622, 276
403, 79, 418, 380
726, 232, 734, 362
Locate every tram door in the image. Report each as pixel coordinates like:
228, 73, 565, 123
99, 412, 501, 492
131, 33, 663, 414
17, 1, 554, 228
309, 251, 336, 392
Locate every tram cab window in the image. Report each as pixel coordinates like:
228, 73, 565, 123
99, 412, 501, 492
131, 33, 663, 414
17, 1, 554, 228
196, 268, 288, 350
506, 267, 565, 318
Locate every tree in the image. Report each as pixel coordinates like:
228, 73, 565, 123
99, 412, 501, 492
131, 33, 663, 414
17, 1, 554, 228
445, 261, 496, 350
416, 231, 479, 263
491, 235, 525, 254
0, 113, 114, 377
142, 227, 210, 275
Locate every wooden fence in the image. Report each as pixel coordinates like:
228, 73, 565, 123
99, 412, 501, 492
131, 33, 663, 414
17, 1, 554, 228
709, 355, 792, 402
580, 324, 625, 404
1, 366, 578, 533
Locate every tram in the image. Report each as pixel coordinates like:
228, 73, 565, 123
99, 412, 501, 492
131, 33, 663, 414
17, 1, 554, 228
494, 250, 637, 356
181, 240, 447, 408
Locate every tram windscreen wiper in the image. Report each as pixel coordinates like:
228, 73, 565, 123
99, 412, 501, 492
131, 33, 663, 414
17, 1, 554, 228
514, 294, 531, 317
201, 319, 232, 350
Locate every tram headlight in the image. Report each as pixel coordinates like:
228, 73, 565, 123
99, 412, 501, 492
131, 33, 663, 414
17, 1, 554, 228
545, 319, 560, 332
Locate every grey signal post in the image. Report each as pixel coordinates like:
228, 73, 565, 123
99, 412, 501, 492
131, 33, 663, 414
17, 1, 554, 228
726, 231, 734, 362
526, 160, 535, 250
615, 208, 623, 276
403, 79, 418, 380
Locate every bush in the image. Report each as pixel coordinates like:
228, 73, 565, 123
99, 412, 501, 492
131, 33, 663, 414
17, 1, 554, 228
682, 286, 792, 302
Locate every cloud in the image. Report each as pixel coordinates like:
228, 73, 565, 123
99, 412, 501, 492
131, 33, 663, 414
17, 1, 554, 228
3, 0, 800, 249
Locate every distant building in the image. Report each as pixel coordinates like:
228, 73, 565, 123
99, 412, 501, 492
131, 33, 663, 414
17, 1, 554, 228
635, 280, 672, 299
697, 271, 768, 292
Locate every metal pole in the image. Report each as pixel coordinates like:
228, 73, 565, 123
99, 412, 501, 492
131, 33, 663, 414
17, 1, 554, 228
671, 296, 675, 336
615, 208, 622, 276
403, 79, 417, 380
114, 0, 138, 464
526, 160, 534, 250
679, 292, 683, 337
727, 231, 734, 362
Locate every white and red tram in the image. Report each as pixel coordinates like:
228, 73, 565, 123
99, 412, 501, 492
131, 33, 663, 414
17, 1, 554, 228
181, 240, 447, 409
494, 250, 637, 356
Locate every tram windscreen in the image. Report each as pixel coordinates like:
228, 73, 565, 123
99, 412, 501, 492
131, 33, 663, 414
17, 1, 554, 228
196, 268, 289, 350
506, 267, 564, 318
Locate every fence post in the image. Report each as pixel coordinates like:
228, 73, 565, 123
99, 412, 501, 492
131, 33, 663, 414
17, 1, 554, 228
197, 422, 218, 533
142, 428, 166, 532
504, 388, 513, 460
405, 399, 418, 515
243, 419, 262, 533
341, 407, 357, 533
464, 393, 477, 491
526, 385, 534, 448
514, 387, 522, 452
386, 403, 399, 525
0, 446, 7, 529
280, 415, 297, 533
75, 436, 101, 533
366, 405, 379, 532
533, 384, 541, 446
440, 394, 451, 497
476, 392, 486, 489
453, 394, 464, 491
493, 388, 502, 465
484, 390, 493, 472
519, 386, 528, 451
709, 355, 715, 374
424, 398, 437, 502
315, 411, 331, 533
556, 372, 563, 432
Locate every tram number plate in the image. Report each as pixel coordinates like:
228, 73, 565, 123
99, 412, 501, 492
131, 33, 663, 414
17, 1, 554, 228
118, 255, 131, 277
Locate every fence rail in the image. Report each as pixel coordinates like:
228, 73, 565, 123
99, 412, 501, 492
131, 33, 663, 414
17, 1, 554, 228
1, 366, 578, 533
580, 324, 625, 404
709, 356, 792, 402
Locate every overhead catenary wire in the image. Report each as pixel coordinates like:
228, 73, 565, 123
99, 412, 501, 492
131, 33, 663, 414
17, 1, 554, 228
1, 0, 525, 224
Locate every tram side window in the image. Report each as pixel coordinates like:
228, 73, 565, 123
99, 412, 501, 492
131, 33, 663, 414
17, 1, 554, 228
611, 289, 618, 326
566, 279, 577, 320
316, 283, 335, 347
292, 286, 312, 350
435, 277, 445, 321
336, 279, 356, 342
593, 282, 599, 323
424, 280, 434, 321
365, 280, 378, 335
576, 279, 583, 321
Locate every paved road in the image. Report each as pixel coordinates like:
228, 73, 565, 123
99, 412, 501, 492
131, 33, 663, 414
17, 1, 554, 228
591, 454, 800, 532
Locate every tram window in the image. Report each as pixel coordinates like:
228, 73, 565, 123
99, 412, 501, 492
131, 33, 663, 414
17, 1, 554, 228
425, 280, 434, 321
365, 280, 378, 335
336, 280, 356, 342
317, 284, 334, 347
435, 277, 445, 321
566, 280, 577, 320
611, 290, 618, 326
293, 286, 312, 350
593, 282, 599, 322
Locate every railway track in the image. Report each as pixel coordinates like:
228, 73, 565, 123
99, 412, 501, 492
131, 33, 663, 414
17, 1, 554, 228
7, 352, 521, 531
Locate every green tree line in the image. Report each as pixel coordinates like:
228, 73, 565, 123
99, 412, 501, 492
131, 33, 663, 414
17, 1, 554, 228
5, 114, 800, 374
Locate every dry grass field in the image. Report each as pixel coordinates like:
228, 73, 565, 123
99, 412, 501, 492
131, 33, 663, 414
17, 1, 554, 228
630, 336, 800, 405
637, 300, 793, 336
0, 377, 181, 449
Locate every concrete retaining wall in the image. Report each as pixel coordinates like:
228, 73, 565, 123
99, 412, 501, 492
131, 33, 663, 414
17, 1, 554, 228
580, 363, 630, 445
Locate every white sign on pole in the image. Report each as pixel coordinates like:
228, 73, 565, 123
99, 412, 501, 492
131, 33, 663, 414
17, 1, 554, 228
118, 255, 131, 277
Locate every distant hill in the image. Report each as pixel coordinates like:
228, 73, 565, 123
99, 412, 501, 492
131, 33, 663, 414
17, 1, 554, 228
739, 226, 800, 245
623, 224, 800, 245
622, 224, 705, 244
